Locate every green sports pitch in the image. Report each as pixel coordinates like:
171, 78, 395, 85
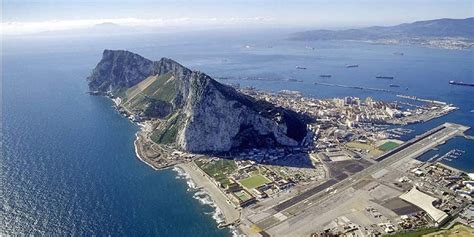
378, 141, 400, 152
239, 174, 271, 189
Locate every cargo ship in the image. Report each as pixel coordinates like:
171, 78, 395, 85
449, 81, 474, 87
389, 84, 400, 87
319, 74, 332, 78
346, 64, 359, 68
376, 75, 394, 79
288, 78, 303, 82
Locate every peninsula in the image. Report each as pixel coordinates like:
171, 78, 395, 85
87, 50, 472, 236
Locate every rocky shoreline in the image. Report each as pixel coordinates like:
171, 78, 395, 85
132, 125, 248, 236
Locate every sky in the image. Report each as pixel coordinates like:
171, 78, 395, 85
2, 0, 473, 35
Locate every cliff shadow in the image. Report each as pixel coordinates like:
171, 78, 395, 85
212, 150, 315, 169
259, 152, 315, 168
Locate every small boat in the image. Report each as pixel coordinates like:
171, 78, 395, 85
346, 64, 359, 68
389, 84, 400, 87
296, 66, 307, 70
319, 74, 332, 78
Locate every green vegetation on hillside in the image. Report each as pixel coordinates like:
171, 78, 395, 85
119, 72, 177, 113
145, 73, 177, 102
150, 112, 182, 144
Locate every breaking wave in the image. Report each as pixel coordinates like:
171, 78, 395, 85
172, 167, 245, 236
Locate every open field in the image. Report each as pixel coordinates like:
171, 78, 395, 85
346, 141, 373, 150
346, 141, 383, 157
239, 174, 271, 189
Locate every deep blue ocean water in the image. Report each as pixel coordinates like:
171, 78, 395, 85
2, 29, 473, 235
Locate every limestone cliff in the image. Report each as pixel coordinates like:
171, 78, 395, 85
87, 50, 307, 152
87, 50, 156, 92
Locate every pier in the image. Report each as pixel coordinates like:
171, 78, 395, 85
315, 82, 397, 93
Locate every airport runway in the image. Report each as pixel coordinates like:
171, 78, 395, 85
253, 123, 469, 231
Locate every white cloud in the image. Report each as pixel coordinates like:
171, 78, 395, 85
1, 17, 273, 35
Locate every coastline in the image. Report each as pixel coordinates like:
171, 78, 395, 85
133, 128, 246, 236
134, 134, 159, 171
176, 163, 242, 226
435, 161, 465, 174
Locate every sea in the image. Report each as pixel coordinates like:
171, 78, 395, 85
2, 29, 473, 235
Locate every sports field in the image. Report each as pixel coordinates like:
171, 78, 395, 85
239, 174, 271, 189
233, 190, 253, 202
378, 141, 400, 152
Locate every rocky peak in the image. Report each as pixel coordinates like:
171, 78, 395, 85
87, 50, 308, 153
87, 50, 155, 92
154, 57, 192, 79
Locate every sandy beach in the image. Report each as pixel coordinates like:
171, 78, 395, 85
177, 162, 241, 226
132, 124, 247, 235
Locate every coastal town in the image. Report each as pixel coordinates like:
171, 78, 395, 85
127, 86, 473, 236
5, 1, 474, 236
368, 37, 474, 50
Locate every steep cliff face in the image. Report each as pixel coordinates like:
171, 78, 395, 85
87, 50, 307, 152
87, 50, 156, 92
176, 73, 306, 152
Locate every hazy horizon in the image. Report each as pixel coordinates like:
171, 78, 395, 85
2, 0, 473, 35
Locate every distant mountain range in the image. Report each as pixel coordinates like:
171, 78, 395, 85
291, 18, 474, 49
292, 18, 474, 40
